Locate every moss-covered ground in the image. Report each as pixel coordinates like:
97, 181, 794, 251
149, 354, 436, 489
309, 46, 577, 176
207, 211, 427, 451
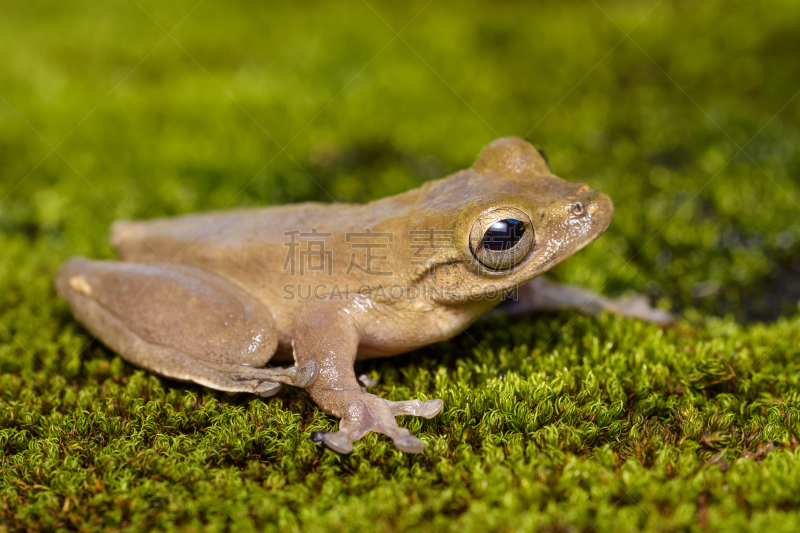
2, 0, 800, 531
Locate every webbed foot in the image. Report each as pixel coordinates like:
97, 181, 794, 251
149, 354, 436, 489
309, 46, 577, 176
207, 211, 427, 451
311, 390, 443, 454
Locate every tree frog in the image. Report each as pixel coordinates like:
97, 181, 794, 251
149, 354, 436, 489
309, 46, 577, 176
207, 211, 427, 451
56, 137, 671, 454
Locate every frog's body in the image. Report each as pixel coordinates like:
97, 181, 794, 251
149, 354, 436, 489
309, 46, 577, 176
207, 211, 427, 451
104, 191, 494, 360
57, 137, 670, 454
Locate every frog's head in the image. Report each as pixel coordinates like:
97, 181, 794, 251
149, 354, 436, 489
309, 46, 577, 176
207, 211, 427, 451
413, 137, 614, 302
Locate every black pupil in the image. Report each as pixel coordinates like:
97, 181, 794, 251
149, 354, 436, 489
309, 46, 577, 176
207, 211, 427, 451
482, 219, 526, 251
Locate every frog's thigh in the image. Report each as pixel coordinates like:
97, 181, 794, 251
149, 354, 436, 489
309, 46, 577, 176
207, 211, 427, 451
502, 277, 674, 326
56, 258, 314, 395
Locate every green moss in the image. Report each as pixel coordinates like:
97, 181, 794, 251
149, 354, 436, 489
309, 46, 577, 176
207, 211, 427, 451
1, 0, 800, 531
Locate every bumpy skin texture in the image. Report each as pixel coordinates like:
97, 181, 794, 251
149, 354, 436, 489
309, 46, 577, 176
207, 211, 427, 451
56, 137, 669, 454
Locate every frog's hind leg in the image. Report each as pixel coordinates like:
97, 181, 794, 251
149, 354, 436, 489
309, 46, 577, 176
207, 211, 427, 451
56, 258, 316, 396
501, 276, 674, 325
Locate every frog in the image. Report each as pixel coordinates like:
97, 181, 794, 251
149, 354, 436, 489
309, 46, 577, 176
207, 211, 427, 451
56, 137, 672, 454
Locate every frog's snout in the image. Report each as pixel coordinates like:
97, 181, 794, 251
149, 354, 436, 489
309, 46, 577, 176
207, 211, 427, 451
589, 191, 615, 234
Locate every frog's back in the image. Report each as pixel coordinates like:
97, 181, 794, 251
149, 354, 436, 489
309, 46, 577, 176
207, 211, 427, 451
111, 202, 356, 262
109, 186, 424, 292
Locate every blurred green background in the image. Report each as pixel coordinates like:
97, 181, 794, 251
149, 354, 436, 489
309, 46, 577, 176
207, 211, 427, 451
3, 0, 799, 320
1, 0, 800, 531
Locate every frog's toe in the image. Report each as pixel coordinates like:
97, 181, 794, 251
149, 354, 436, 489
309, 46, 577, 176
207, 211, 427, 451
614, 295, 675, 326
387, 398, 444, 419
217, 361, 317, 389
254, 380, 282, 397
357, 374, 377, 388
393, 434, 425, 454
260, 361, 316, 387
307, 391, 441, 454
294, 361, 318, 387
322, 431, 354, 454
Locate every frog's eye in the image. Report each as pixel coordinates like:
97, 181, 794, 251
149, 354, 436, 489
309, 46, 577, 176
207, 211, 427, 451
469, 208, 534, 271
483, 219, 525, 250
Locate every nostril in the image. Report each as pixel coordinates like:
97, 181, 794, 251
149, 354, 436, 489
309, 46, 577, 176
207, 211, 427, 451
572, 202, 584, 216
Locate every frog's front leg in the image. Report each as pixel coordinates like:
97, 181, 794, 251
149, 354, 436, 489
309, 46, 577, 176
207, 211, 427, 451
293, 304, 443, 454
502, 276, 674, 325
56, 258, 316, 396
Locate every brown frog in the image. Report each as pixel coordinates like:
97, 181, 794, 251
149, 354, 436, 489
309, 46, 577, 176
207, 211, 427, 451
56, 137, 671, 454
